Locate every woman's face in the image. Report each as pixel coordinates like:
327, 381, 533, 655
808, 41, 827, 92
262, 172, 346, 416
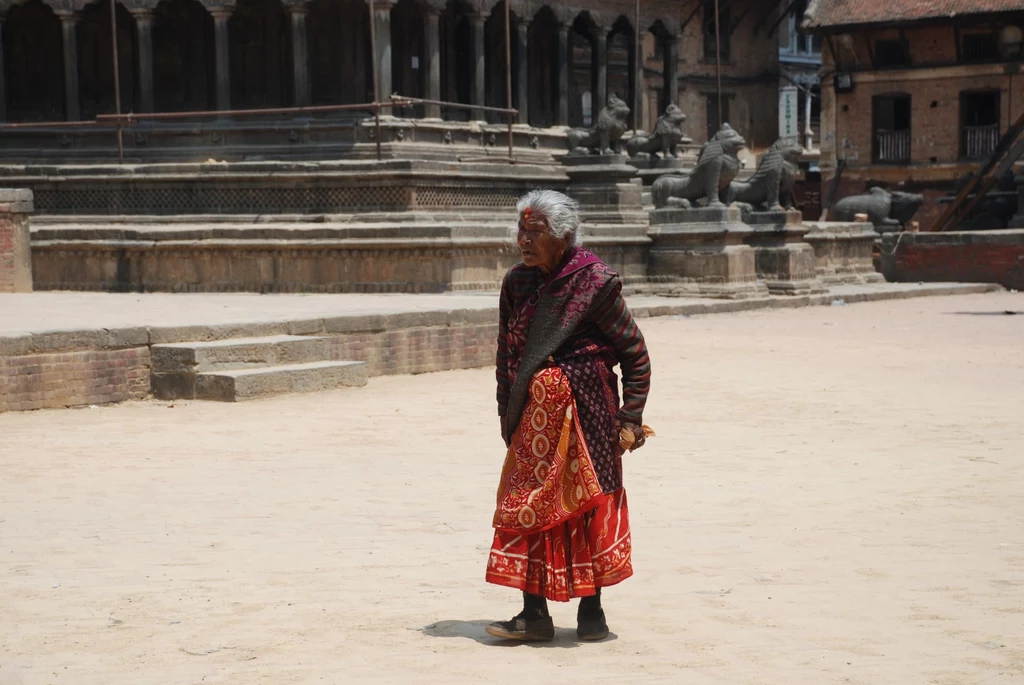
517, 211, 570, 273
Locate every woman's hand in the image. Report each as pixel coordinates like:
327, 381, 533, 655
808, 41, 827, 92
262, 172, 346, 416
616, 421, 646, 451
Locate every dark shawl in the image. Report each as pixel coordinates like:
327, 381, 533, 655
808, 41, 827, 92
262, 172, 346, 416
496, 247, 652, 493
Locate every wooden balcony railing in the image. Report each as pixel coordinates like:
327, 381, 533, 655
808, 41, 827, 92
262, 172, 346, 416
962, 124, 1000, 159
875, 129, 911, 163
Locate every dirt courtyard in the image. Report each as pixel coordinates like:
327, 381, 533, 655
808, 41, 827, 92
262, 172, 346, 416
1, 292, 1022, 684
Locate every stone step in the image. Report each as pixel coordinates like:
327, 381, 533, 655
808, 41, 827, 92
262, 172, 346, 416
195, 361, 368, 402
152, 335, 331, 374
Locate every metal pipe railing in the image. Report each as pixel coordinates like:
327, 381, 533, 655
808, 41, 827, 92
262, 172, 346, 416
0, 120, 105, 129
0, 96, 520, 162
95, 101, 384, 122
387, 96, 515, 116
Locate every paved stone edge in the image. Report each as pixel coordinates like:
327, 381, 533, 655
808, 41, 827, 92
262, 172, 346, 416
0, 283, 1004, 357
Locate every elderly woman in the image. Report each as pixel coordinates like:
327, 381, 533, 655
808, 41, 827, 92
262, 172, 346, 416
485, 189, 652, 642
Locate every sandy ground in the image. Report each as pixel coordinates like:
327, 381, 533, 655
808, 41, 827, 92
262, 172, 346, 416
1, 291, 1022, 685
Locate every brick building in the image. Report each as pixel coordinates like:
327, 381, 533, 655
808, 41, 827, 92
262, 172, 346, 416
805, 0, 1024, 228
0, 0, 786, 159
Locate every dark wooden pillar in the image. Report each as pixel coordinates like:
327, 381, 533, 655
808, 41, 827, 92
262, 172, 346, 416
515, 18, 528, 125
132, 9, 155, 113
470, 11, 485, 120
57, 10, 80, 121
211, 8, 231, 111
424, 6, 441, 118
288, 3, 310, 106
665, 33, 679, 109
372, 0, 395, 102
0, 16, 6, 122
556, 20, 568, 126
593, 24, 608, 114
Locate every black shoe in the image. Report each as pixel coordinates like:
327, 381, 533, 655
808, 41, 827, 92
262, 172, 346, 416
485, 611, 555, 641
577, 607, 609, 641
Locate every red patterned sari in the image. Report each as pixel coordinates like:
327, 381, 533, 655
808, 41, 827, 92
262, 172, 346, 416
488, 247, 643, 602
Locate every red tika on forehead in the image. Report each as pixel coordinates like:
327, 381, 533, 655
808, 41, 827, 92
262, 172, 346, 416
522, 207, 532, 219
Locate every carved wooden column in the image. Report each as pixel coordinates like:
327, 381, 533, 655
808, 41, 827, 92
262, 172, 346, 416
665, 33, 679, 109
593, 24, 608, 114
132, 9, 155, 113
371, 0, 395, 104
470, 12, 486, 120
287, 3, 310, 106
56, 11, 81, 121
556, 21, 568, 126
515, 18, 528, 125
0, 15, 6, 122
210, 8, 232, 111
424, 6, 441, 118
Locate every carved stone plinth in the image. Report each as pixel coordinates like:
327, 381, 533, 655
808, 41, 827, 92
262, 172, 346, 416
744, 209, 825, 296
562, 155, 645, 225
803, 221, 885, 285
0, 189, 34, 293
629, 156, 695, 189
646, 205, 768, 299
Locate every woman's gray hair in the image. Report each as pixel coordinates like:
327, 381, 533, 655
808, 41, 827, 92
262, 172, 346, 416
515, 189, 583, 246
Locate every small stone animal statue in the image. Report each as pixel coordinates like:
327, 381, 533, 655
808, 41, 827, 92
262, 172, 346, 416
652, 123, 746, 209
832, 187, 924, 230
566, 93, 631, 155
626, 103, 687, 159
727, 138, 804, 212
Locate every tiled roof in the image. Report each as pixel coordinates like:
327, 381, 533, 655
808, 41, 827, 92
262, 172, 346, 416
804, 0, 1024, 29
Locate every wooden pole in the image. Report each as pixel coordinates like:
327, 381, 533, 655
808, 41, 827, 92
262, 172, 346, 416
109, 0, 123, 162
504, 0, 513, 161
714, 0, 722, 129
634, 0, 641, 131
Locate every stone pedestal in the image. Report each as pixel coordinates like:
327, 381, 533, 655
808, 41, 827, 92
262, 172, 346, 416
628, 156, 694, 189
562, 155, 645, 225
803, 221, 884, 284
744, 209, 825, 296
647, 205, 768, 299
0, 189, 33, 292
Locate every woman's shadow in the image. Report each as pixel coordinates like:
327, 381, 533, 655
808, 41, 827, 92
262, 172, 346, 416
420, 620, 616, 648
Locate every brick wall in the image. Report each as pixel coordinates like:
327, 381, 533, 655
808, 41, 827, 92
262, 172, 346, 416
0, 347, 151, 412
0, 316, 499, 412
829, 70, 1014, 169
0, 189, 33, 293
0, 212, 15, 291
328, 323, 498, 377
879, 229, 1024, 289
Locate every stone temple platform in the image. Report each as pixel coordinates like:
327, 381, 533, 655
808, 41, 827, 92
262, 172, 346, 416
0, 282, 1001, 412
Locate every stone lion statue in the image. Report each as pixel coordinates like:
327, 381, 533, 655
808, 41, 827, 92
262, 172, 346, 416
833, 187, 924, 231
626, 103, 687, 159
727, 138, 804, 212
652, 123, 746, 209
566, 93, 631, 155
